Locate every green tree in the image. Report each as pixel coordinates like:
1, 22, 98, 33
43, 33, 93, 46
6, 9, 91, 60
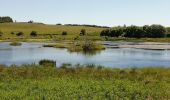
124, 26, 144, 38
146, 25, 166, 38
0, 16, 13, 23
100, 29, 112, 37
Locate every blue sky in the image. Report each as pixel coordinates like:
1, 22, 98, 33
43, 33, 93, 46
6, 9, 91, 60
0, 0, 170, 26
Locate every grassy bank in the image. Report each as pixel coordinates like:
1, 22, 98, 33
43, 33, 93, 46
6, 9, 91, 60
0, 64, 170, 99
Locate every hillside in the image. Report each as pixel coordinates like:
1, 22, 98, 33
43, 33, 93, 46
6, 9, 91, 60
0, 23, 105, 36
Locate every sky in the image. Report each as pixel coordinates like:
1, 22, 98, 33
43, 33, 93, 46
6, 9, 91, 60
0, 0, 170, 26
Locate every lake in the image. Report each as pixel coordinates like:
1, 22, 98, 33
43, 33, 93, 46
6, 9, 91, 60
0, 42, 170, 68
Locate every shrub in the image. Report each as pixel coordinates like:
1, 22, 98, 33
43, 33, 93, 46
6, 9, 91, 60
16, 32, 24, 36
62, 31, 67, 35
30, 31, 37, 37
39, 59, 56, 67
11, 32, 15, 35
9, 42, 22, 46
80, 29, 86, 36
0, 31, 3, 36
28, 20, 33, 23
56, 23, 62, 25
100, 29, 110, 36
166, 34, 170, 38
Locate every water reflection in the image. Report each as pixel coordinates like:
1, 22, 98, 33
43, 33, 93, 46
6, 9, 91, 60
70, 50, 102, 56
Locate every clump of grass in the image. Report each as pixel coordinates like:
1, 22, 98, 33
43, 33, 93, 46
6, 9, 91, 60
9, 42, 22, 46
39, 59, 56, 67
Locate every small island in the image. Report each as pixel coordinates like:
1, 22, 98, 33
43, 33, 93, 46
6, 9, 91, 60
9, 42, 22, 46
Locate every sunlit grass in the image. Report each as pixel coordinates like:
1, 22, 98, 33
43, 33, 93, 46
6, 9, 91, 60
0, 64, 170, 99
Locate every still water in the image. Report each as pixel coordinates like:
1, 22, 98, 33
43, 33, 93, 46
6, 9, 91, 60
0, 42, 170, 68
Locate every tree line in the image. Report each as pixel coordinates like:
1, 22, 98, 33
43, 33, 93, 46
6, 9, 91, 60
0, 16, 13, 23
100, 25, 170, 38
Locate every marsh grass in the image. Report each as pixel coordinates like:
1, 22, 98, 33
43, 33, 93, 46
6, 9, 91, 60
9, 42, 22, 46
39, 59, 56, 67
0, 64, 170, 99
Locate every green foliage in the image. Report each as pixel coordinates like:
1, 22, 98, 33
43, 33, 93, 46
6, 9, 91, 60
9, 42, 22, 46
100, 27, 125, 37
30, 31, 37, 37
68, 40, 105, 52
80, 29, 86, 36
39, 59, 56, 67
28, 20, 34, 23
62, 31, 67, 35
166, 34, 170, 37
101, 25, 166, 38
0, 31, 3, 36
124, 26, 144, 38
81, 40, 105, 51
0, 16, 13, 23
143, 25, 166, 38
0, 64, 170, 99
16, 32, 24, 36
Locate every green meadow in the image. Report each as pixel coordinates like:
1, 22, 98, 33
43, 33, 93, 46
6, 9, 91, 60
0, 23, 104, 40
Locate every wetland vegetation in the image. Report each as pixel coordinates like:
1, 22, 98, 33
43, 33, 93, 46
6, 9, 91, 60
0, 63, 170, 99
1, 16, 170, 99
9, 42, 22, 46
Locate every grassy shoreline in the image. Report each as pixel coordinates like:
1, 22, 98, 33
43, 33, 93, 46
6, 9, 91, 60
1, 37, 170, 43
0, 64, 170, 99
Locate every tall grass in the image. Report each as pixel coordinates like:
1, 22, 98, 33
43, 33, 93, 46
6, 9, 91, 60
0, 64, 170, 99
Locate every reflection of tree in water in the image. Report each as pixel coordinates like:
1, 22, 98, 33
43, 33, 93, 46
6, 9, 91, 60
80, 50, 102, 56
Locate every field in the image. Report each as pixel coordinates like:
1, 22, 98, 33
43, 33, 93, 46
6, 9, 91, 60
0, 64, 170, 99
0, 23, 104, 40
1, 23, 170, 42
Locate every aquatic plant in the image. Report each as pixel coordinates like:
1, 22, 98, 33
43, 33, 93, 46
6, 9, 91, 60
9, 42, 22, 46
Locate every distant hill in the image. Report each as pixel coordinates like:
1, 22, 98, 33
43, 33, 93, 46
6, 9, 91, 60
0, 23, 106, 36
